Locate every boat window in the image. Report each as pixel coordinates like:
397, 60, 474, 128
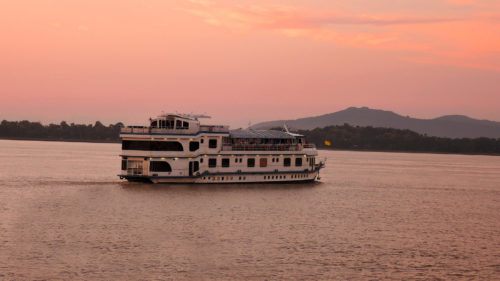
295, 158, 302, 167
260, 158, 267, 167
150, 141, 183, 151
189, 141, 199, 151
183, 121, 189, 129
208, 158, 217, 168
176, 120, 182, 128
222, 158, 230, 167
247, 158, 255, 167
122, 140, 183, 151
209, 139, 217, 148
151, 120, 158, 128
150, 161, 172, 172
284, 158, 291, 167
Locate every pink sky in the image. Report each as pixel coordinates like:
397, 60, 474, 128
1, 0, 499, 128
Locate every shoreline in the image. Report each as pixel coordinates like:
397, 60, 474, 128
324, 148, 500, 157
1, 137, 498, 157
0, 137, 119, 144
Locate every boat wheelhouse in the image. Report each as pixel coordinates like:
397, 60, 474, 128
118, 114, 324, 183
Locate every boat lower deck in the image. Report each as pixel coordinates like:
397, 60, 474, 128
119, 170, 320, 184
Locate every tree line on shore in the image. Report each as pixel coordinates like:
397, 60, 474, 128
0, 120, 123, 142
298, 124, 500, 155
1, 120, 499, 154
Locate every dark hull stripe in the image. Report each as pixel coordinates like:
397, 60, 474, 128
120, 131, 229, 137
119, 167, 322, 179
120, 153, 314, 158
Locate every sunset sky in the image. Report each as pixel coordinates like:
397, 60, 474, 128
1, 0, 499, 127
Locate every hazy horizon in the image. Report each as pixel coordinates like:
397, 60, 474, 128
1, 0, 499, 128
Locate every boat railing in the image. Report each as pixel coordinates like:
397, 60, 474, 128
121, 127, 149, 134
221, 144, 304, 151
120, 125, 229, 134
199, 125, 230, 132
149, 128, 197, 134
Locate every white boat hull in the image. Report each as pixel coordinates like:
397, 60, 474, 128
120, 169, 321, 184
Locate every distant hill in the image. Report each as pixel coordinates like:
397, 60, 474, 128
251, 107, 500, 138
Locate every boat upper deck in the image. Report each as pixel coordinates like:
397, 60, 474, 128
120, 113, 230, 135
119, 113, 316, 152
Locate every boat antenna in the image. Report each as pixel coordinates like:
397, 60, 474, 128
283, 123, 290, 133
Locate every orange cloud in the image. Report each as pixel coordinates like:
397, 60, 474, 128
188, 0, 214, 7
182, 3, 460, 30
182, 1, 500, 70
446, 0, 479, 6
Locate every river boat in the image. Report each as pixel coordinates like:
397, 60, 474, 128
118, 114, 324, 183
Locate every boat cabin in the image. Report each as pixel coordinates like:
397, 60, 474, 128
150, 114, 197, 130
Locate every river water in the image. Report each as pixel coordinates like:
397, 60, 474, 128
0, 139, 499, 280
